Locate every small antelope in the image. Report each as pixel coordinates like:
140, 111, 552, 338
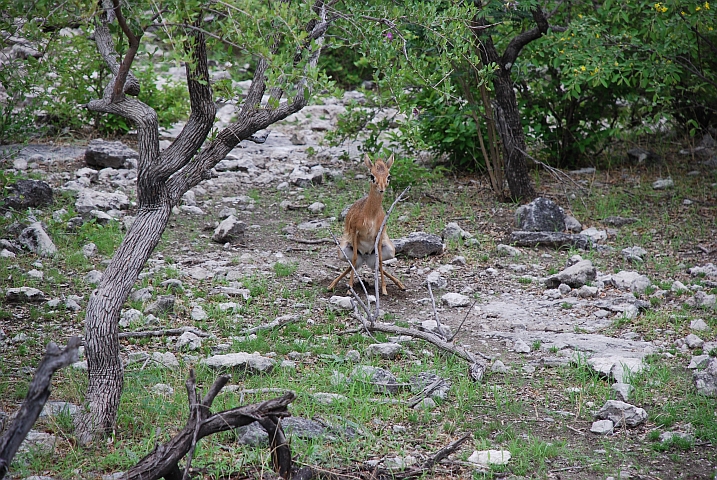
328, 153, 406, 295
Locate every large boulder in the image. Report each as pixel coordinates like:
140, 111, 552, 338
2, 179, 53, 210
545, 260, 596, 288
84, 139, 138, 169
393, 232, 444, 258
212, 215, 246, 244
515, 197, 565, 232
19, 222, 57, 257
74, 189, 130, 213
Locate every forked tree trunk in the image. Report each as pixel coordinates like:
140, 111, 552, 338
470, 6, 559, 201
76, 2, 328, 443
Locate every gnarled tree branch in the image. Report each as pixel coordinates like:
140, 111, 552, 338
0, 337, 81, 479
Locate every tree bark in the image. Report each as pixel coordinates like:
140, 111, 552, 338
470, 7, 559, 201
76, 2, 329, 444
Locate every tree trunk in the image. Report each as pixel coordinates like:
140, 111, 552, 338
75, 2, 329, 443
489, 65, 536, 201
470, 7, 555, 201
76, 205, 171, 444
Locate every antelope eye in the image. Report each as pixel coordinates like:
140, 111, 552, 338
387, 175, 391, 181
370, 175, 376, 182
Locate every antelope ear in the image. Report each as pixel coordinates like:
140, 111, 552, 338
385, 153, 395, 169
363, 153, 373, 169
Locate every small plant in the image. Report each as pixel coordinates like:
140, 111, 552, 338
560, 302, 573, 309
532, 340, 542, 351
549, 346, 559, 354
273, 262, 298, 277
518, 277, 532, 284
709, 348, 717, 357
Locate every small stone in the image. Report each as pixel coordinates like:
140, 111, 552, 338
690, 319, 709, 332
595, 400, 647, 427
84, 270, 103, 284
191, 305, 208, 321
496, 244, 521, 257
491, 360, 510, 374
441, 292, 470, 307
329, 295, 353, 310
151, 352, 180, 370
151, 383, 174, 396
366, 343, 402, 360
688, 355, 710, 369
6, 287, 46, 303
611, 383, 633, 402
201, 353, 275, 374
577, 285, 599, 298
413, 397, 436, 410
685, 334, 704, 349
307, 202, 325, 214
514, 339, 531, 353
558, 283, 571, 295
652, 177, 674, 190
82, 243, 97, 257
467, 450, 512, 466
176, 331, 202, 351
659, 431, 693, 443
590, 419, 614, 434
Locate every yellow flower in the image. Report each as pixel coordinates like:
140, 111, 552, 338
696, 5, 701, 10
596, 33, 600, 38
681, 10, 686, 14
705, 2, 710, 9
559, 49, 565, 54
579, 13, 583, 18
614, 61, 619, 66
580, 65, 587, 71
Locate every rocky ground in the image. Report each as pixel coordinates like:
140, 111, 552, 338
1, 90, 717, 479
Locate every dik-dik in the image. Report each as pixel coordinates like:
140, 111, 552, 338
328, 153, 405, 295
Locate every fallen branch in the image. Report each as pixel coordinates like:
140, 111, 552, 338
417, 432, 472, 472
351, 316, 491, 363
0, 337, 81, 479
288, 236, 334, 244
117, 326, 209, 340
236, 314, 299, 336
294, 432, 472, 479
122, 370, 295, 480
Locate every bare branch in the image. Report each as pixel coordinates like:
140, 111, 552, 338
110, 0, 142, 102
124, 371, 295, 480
501, 8, 550, 68
0, 338, 81, 479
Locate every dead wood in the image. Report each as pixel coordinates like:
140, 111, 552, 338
0, 337, 81, 479
116, 326, 209, 340
289, 432, 472, 479
120, 370, 295, 480
288, 236, 335, 244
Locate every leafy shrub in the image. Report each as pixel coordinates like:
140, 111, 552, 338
413, 90, 487, 171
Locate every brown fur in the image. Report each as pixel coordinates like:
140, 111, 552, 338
328, 153, 405, 295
